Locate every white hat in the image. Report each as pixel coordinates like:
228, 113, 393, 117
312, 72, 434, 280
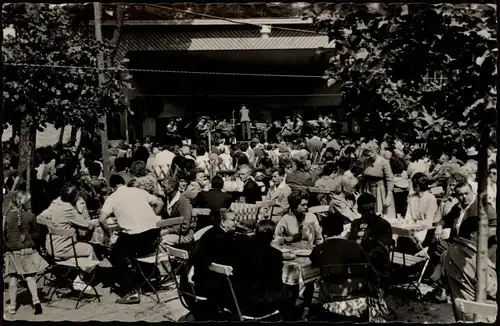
466, 147, 478, 156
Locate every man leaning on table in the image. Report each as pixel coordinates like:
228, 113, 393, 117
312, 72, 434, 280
99, 175, 164, 305
347, 193, 393, 291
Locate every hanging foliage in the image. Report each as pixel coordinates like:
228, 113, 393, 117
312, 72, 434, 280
2, 3, 133, 132
303, 3, 496, 145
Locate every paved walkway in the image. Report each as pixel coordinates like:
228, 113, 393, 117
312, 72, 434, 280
4, 285, 189, 322
4, 282, 454, 322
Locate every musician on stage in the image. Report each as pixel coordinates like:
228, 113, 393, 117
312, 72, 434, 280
240, 104, 252, 141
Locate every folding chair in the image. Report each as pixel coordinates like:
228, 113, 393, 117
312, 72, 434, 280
164, 246, 208, 316
230, 202, 259, 231
256, 199, 275, 220
43, 223, 101, 309
191, 208, 211, 230
133, 217, 184, 304
209, 263, 280, 321
310, 262, 377, 322
308, 205, 330, 222
390, 248, 430, 298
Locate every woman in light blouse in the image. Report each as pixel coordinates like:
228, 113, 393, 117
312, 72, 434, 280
273, 191, 323, 246
359, 142, 396, 218
405, 173, 438, 243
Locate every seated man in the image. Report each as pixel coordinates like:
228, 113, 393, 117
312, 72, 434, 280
232, 220, 285, 317
192, 176, 233, 231
186, 209, 242, 320
310, 214, 385, 322
347, 193, 393, 291
99, 175, 164, 304
441, 216, 497, 322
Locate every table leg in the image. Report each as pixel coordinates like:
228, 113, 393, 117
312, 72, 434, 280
302, 282, 315, 319
282, 285, 299, 321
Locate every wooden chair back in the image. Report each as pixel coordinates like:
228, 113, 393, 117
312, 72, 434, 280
156, 217, 184, 228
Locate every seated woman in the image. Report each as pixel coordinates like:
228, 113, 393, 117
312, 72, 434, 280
404, 173, 438, 243
38, 184, 99, 262
38, 184, 100, 289
130, 160, 162, 196
273, 191, 323, 246
309, 214, 388, 322
160, 177, 194, 247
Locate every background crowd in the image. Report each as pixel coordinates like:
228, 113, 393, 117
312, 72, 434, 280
2, 117, 497, 321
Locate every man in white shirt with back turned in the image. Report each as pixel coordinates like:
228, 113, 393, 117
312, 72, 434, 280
100, 175, 164, 304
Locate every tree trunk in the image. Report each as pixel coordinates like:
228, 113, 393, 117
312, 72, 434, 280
58, 125, 65, 144
18, 117, 36, 207
70, 125, 78, 146
474, 117, 489, 321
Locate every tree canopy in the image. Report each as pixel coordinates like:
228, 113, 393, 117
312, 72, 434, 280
2, 3, 132, 133
304, 3, 496, 148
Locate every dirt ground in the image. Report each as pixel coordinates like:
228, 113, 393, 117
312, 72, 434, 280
4, 282, 456, 323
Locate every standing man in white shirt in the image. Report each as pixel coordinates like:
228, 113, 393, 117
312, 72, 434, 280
99, 175, 164, 304
240, 104, 251, 141
153, 146, 176, 180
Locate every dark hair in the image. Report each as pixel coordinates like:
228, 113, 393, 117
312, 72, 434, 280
260, 157, 273, 169
267, 145, 273, 151
60, 184, 79, 206
288, 190, 309, 211
129, 160, 148, 177
411, 149, 426, 162
88, 162, 102, 178
488, 163, 496, 171
211, 175, 224, 190
458, 216, 479, 240
357, 193, 377, 207
239, 142, 249, 152
133, 146, 150, 163
189, 168, 205, 181
337, 157, 351, 172
322, 214, 344, 237
234, 152, 249, 166
454, 181, 472, 193
196, 146, 206, 156
177, 171, 191, 182
412, 172, 430, 192
321, 162, 336, 177
110, 175, 126, 188
390, 156, 407, 175
114, 157, 127, 172
275, 166, 286, 177
250, 141, 257, 148
255, 219, 276, 244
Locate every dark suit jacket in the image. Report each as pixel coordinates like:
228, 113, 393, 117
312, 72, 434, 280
192, 189, 233, 230
243, 179, 263, 204
348, 215, 393, 283
232, 238, 284, 316
193, 189, 233, 212
440, 199, 496, 241
189, 227, 241, 302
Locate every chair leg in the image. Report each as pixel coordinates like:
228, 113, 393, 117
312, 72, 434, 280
137, 263, 160, 304
75, 270, 99, 309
